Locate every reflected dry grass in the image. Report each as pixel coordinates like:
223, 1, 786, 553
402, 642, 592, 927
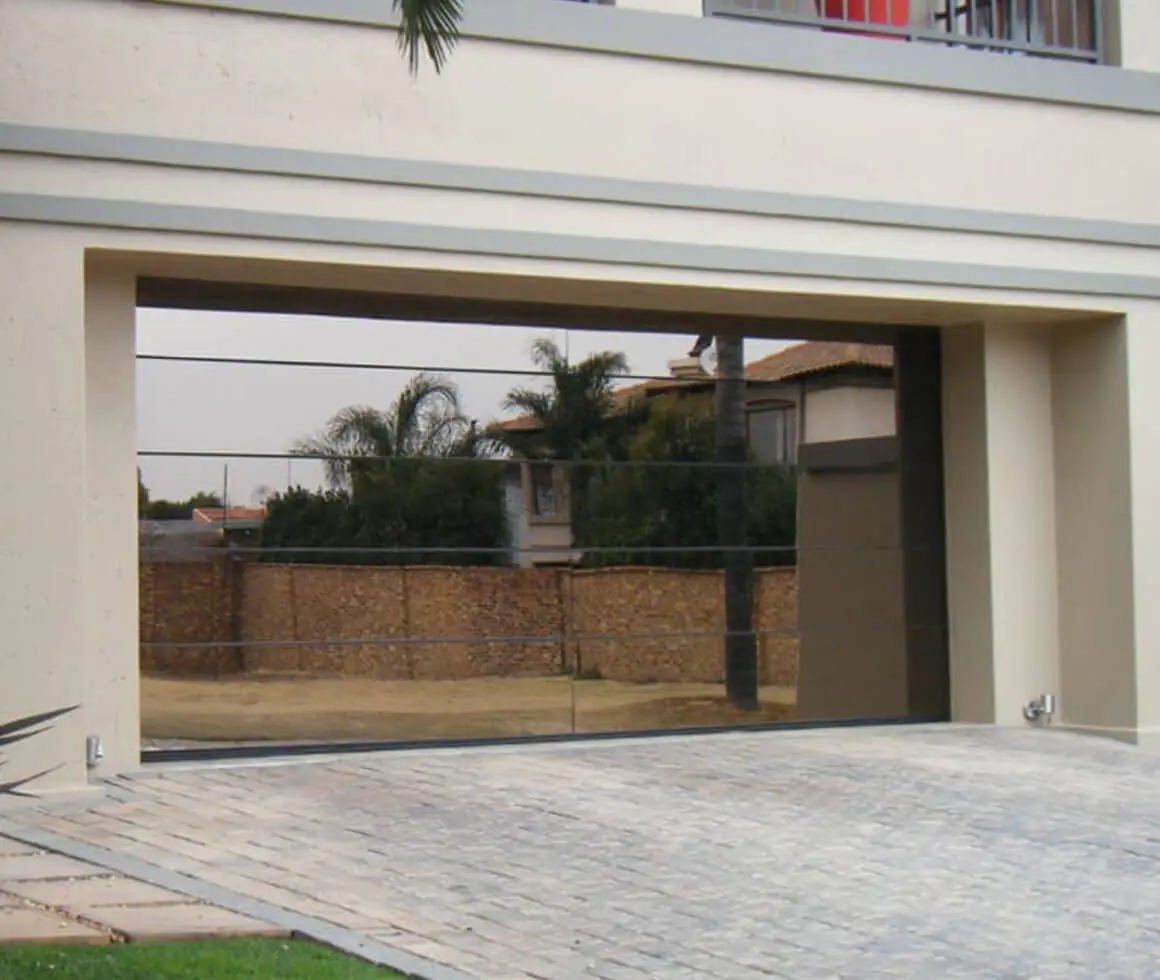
141, 674, 797, 744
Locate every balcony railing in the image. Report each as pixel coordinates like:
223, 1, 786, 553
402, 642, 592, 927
704, 0, 1104, 63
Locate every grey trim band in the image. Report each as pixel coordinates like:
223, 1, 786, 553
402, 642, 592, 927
1, 190, 1156, 299
142, 0, 1160, 115
3, 122, 1158, 249
0, 822, 472, 980
799, 436, 899, 472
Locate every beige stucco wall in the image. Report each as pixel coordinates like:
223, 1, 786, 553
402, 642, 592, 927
2, 0, 1159, 792
0, 235, 91, 794
0, 238, 141, 792
83, 259, 141, 778
1114, 0, 1160, 70
1124, 306, 1160, 750
979, 323, 1062, 727
2, 0, 1158, 226
620, 0, 702, 14
1052, 317, 1137, 742
943, 314, 1153, 741
802, 386, 896, 444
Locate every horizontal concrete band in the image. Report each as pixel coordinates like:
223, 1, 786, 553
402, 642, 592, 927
799, 436, 899, 472
3, 123, 1159, 250
146, 0, 1160, 114
2, 190, 1159, 300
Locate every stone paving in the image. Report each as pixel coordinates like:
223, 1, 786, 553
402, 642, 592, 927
0, 835, 284, 945
6, 725, 1160, 979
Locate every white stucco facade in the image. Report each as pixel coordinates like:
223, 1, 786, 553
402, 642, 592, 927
2, 0, 1160, 793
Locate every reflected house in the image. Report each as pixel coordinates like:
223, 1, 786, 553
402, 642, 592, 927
502, 459, 576, 568
140, 507, 266, 563
495, 337, 917, 722
190, 506, 266, 528
495, 341, 896, 567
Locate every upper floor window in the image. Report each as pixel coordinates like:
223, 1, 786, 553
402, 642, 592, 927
531, 464, 558, 517
524, 463, 571, 525
748, 403, 798, 467
704, 0, 1103, 63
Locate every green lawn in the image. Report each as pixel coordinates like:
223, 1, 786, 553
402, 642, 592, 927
0, 939, 403, 979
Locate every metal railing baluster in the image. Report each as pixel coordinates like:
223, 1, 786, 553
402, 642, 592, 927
702, 0, 1101, 61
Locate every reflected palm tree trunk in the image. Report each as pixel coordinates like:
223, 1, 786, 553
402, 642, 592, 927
715, 333, 758, 709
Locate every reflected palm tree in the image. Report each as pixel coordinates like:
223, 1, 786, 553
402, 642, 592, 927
501, 338, 631, 463
293, 373, 496, 488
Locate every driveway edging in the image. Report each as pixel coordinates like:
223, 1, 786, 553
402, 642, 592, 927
0, 822, 476, 980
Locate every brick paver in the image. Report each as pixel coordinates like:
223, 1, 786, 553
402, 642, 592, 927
7, 726, 1160, 979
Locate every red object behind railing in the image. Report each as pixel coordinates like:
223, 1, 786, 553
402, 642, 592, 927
821, 0, 910, 38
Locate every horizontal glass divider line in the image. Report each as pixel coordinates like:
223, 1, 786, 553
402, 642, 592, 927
140, 624, 960, 652
142, 627, 805, 650
137, 450, 801, 470
136, 353, 719, 385
138, 543, 908, 555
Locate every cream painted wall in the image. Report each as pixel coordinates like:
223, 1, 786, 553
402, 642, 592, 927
982, 323, 1061, 727
3, 0, 1160, 793
3, 0, 1159, 223
0, 229, 90, 794
83, 260, 140, 778
941, 325, 995, 723
802, 386, 896, 444
943, 323, 1063, 728
0, 235, 139, 789
1124, 306, 1160, 750
619, 0, 702, 14
2, 223, 1159, 792
943, 318, 1144, 734
1113, 0, 1160, 71
1, 155, 1154, 282
1052, 317, 1137, 741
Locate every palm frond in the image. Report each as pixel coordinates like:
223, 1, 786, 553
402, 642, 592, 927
502, 388, 554, 419
394, 0, 463, 74
579, 350, 631, 378
450, 422, 509, 459
292, 435, 349, 489
290, 373, 476, 486
326, 406, 399, 457
293, 406, 396, 488
500, 337, 636, 462
528, 337, 566, 373
414, 411, 468, 456
392, 373, 462, 455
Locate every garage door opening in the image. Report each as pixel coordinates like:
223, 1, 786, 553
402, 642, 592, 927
136, 283, 949, 759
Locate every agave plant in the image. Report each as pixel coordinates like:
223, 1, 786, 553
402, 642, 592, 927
0, 707, 76, 797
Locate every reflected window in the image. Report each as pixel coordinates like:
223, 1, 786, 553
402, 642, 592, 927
748, 403, 798, 466
525, 463, 570, 525
531, 464, 558, 517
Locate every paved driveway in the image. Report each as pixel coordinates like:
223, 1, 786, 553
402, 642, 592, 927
6, 726, 1160, 979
